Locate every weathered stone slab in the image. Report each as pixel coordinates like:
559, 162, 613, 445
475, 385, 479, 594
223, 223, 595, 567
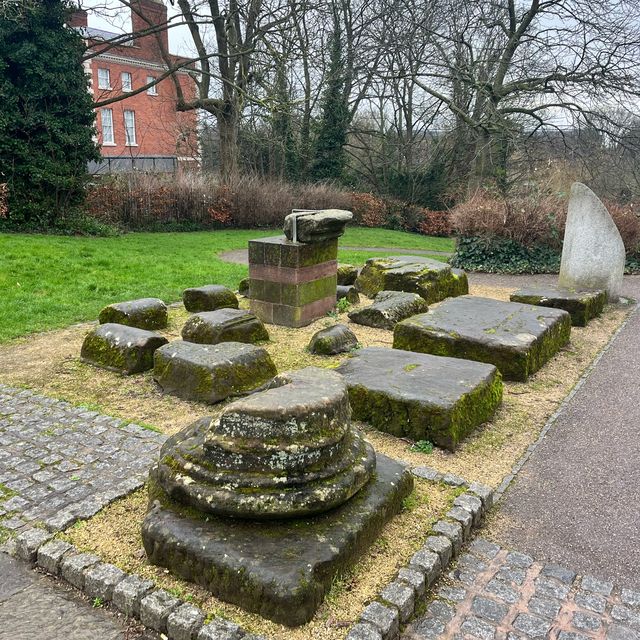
308, 324, 359, 355
337, 285, 360, 304
142, 452, 412, 627
283, 209, 353, 243
181, 308, 269, 344
182, 285, 239, 313
338, 263, 359, 286
154, 341, 276, 404
355, 255, 467, 303
348, 291, 428, 330
336, 347, 502, 449
510, 285, 607, 326
393, 296, 571, 381
99, 298, 168, 330
151, 367, 373, 518
559, 183, 625, 301
81, 324, 168, 375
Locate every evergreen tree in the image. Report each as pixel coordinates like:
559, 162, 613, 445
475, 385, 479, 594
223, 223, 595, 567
0, 0, 98, 229
310, 22, 350, 182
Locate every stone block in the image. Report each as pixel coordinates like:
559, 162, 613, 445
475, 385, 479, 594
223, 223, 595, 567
238, 278, 250, 297
337, 285, 360, 304
411, 466, 443, 482
336, 347, 502, 449
308, 324, 359, 355
338, 263, 359, 286
425, 535, 453, 566
360, 601, 399, 640
60, 552, 100, 589
510, 285, 607, 326
409, 548, 441, 586
84, 562, 126, 601
348, 291, 428, 330
559, 182, 625, 301
183, 285, 239, 313
99, 298, 167, 330
37, 539, 74, 575
468, 482, 494, 509
181, 308, 269, 344
283, 209, 352, 243
112, 574, 155, 617
167, 603, 205, 640
397, 567, 426, 598
453, 493, 483, 526
139, 589, 181, 633
14, 528, 52, 563
355, 255, 466, 303
81, 323, 168, 374
393, 296, 571, 381
250, 295, 336, 328
142, 453, 413, 627
432, 520, 463, 555
154, 341, 276, 404
196, 618, 243, 640
347, 622, 383, 640
380, 580, 415, 622
248, 235, 338, 268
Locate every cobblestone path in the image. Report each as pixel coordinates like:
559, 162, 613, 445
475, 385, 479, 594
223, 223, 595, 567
405, 538, 640, 640
0, 384, 166, 535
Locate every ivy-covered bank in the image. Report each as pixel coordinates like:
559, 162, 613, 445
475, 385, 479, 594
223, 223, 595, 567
451, 236, 640, 275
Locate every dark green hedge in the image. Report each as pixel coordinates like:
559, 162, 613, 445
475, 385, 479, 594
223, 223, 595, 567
451, 236, 640, 274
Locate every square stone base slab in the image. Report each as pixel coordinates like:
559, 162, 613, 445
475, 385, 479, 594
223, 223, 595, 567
141, 453, 413, 627
336, 347, 503, 450
510, 285, 607, 326
393, 295, 572, 381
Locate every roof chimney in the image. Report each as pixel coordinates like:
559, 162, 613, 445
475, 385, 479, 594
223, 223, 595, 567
131, 0, 169, 56
69, 9, 88, 29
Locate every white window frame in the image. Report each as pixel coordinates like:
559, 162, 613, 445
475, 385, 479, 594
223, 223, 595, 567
101, 108, 115, 145
146, 76, 158, 95
123, 110, 137, 146
121, 71, 132, 92
97, 68, 111, 90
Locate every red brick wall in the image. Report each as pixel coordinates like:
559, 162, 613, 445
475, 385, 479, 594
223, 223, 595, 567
91, 59, 197, 160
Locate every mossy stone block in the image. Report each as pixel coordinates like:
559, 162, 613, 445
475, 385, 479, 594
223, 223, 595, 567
337, 285, 360, 304
393, 295, 571, 381
141, 453, 412, 627
336, 347, 502, 449
308, 324, 359, 355
181, 308, 269, 345
249, 236, 338, 269
183, 285, 239, 313
153, 341, 276, 404
348, 290, 428, 330
337, 263, 358, 286
99, 298, 168, 330
510, 285, 606, 326
355, 255, 466, 304
81, 323, 168, 374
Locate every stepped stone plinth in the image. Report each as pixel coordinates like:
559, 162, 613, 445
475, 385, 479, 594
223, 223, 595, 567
393, 295, 571, 381
142, 367, 412, 625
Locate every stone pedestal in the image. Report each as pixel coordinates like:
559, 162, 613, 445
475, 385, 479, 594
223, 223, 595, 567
248, 235, 338, 327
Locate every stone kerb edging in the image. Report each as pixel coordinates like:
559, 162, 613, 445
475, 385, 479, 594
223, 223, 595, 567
7, 527, 266, 640
346, 465, 494, 640
7, 464, 490, 640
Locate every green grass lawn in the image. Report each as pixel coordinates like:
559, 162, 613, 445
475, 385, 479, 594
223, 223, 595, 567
0, 228, 454, 343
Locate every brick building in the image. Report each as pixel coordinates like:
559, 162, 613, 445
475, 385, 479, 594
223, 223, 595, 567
71, 0, 199, 172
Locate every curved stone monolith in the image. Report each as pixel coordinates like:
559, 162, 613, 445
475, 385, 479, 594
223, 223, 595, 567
559, 182, 625, 301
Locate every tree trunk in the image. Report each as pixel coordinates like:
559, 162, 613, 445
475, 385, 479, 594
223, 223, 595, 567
217, 107, 239, 183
